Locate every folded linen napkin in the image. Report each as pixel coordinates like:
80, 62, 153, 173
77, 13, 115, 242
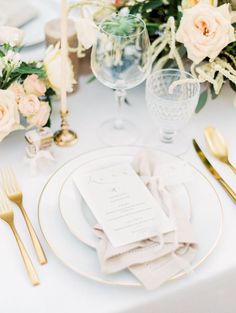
94, 150, 198, 290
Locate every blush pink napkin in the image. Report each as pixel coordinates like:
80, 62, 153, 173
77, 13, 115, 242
94, 150, 198, 290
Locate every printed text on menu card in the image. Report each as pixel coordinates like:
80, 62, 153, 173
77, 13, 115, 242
74, 164, 175, 247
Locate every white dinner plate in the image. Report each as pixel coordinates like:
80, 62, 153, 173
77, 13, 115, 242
59, 155, 192, 249
38, 146, 223, 287
21, 0, 58, 47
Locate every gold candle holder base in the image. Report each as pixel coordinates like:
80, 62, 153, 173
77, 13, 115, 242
54, 110, 78, 147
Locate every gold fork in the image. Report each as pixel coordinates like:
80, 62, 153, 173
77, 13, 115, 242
0, 189, 39, 286
1, 168, 47, 265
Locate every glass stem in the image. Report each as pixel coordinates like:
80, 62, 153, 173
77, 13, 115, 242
160, 129, 176, 143
114, 89, 126, 130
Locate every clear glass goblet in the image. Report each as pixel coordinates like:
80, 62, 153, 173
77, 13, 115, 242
91, 13, 151, 145
145, 69, 200, 155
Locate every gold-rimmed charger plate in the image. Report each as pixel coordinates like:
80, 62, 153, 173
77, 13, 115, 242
59, 154, 192, 249
38, 146, 223, 287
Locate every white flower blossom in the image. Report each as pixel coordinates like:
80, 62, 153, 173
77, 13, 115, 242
36, 61, 43, 68
119, 7, 130, 16
1, 50, 22, 72
75, 17, 99, 49
6, 51, 21, 68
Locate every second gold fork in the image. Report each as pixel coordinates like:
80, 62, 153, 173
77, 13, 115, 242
0, 189, 39, 286
1, 168, 47, 265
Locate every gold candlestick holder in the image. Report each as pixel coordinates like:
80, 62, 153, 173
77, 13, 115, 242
54, 110, 78, 147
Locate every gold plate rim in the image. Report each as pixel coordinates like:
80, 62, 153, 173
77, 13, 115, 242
58, 155, 192, 249
37, 145, 223, 288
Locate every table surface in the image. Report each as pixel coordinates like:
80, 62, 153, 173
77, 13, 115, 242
1, 4, 236, 313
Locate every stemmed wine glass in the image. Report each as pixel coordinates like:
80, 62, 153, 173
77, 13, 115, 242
146, 69, 200, 155
91, 13, 151, 145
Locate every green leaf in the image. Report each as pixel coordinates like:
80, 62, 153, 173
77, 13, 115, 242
45, 117, 51, 128
2, 74, 21, 89
146, 23, 160, 36
86, 75, 96, 84
195, 89, 208, 113
14, 62, 46, 79
45, 87, 56, 97
229, 80, 236, 92
102, 15, 141, 36
129, 3, 143, 14
210, 85, 218, 99
143, 0, 162, 11
176, 11, 183, 26
176, 44, 186, 58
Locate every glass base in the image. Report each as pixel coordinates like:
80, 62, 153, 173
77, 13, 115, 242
98, 118, 139, 146
143, 128, 191, 156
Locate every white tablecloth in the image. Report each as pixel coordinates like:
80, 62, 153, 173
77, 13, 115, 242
1, 5, 236, 313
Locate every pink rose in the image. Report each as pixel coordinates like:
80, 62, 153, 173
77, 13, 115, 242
18, 94, 41, 117
0, 89, 23, 142
23, 74, 46, 97
8, 82, 25, 103
176, 3, 235, 64
27, 101, 51, 128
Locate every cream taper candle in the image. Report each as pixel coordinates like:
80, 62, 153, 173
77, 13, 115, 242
60, 0, 68, 113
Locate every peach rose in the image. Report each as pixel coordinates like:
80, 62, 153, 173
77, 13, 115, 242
8, 82, 25, 103
18, 95, 41, 117
114, 0, 126, 8
0, 89, 23, 142
27, 101, 51, 128
23, 74, 46, 97
176, 3, 235, 64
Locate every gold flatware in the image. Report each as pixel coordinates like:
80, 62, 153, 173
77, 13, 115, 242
0, 189, 39, 286
204, 127, 236, 174
193, 139, 236, 202
1, 168, 47, 265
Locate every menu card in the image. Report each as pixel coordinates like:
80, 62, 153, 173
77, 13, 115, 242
73, 164, 175, 247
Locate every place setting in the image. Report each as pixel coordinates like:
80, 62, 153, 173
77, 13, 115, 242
36, 2, 231, 291
38, 145, 223, 289
0, 0, 235, 301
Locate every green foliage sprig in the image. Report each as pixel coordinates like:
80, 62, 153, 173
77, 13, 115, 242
0, 44, 47, 89
119, 0, 236, 111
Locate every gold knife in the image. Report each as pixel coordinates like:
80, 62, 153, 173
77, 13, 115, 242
193, 139, 236, 202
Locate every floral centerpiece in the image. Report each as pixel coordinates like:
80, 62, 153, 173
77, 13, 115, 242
117, 0, 236, 111
0, 26, 59, 142
69, 0, 236, 112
